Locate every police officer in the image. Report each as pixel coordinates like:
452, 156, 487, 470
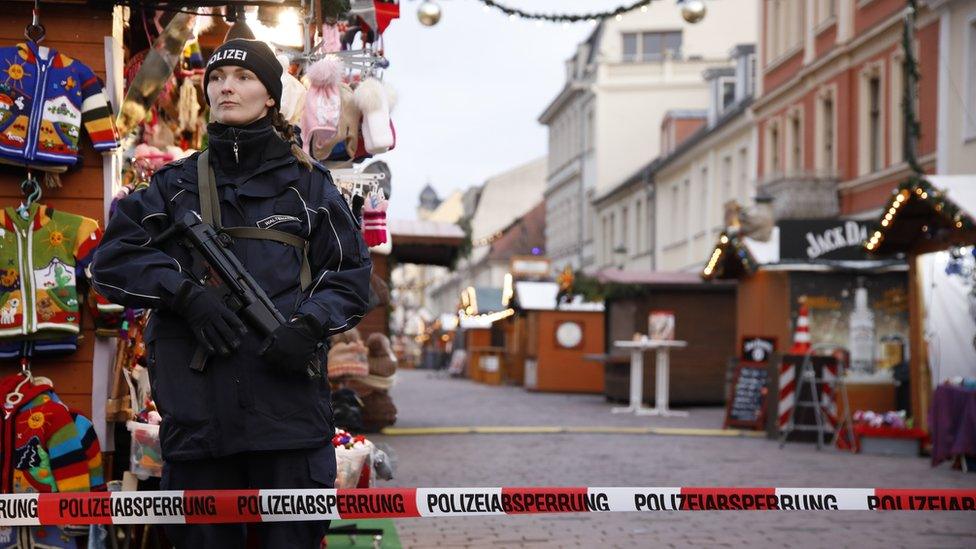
92, 39, 371, 547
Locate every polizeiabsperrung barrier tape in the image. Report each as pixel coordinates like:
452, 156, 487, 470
0, 487, 973, 526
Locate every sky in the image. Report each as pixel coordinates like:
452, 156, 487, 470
378, 1, 603, 220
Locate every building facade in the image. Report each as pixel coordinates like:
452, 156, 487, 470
754, 0, 941, 219
932, 0, 976, 176
655, 45, 759, 272
427, 157, 547, 315
541, 0, 759, 274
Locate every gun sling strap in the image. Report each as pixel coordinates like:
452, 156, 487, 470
197, 150, 312, 292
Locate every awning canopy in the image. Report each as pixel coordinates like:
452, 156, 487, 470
866, 175, 976, 255
508, 281, 604, 312
389, 219, 466, 267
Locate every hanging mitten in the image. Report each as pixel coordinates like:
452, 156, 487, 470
302, 55, 345, 153
362, 192, 388, 247
353, 77, 396, 155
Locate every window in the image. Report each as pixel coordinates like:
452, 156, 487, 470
610, 212, 616, 251
622, 31, 682, 62
789, 111, 802, 172
635, 200, 643, 253
682, 179, 691, 240
721, 79, 736, 111
670, 184, 680, 243
621, 206, 629, 255
722, 156, 733, 206
738, 147, 750, 200
769, 122, 781, 174
821, 93, 835, 171
622, 33, 638, 62
869, 75, 882, 172
699, 167, 708, 231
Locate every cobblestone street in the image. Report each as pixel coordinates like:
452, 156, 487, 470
369, 370, 976, 548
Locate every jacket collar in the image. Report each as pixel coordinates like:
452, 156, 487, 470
18, 42, 56, 65
1, 203, 53, 232
0, 372, 53, 417
172, 153, 302, 198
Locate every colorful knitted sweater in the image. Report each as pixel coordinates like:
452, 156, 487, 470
0, 203, 101, 342
0, 373, 104, 494
0, 42, 119, 170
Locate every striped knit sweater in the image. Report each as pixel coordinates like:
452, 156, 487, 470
0, 42, 118, 171
0, 373, 103, 494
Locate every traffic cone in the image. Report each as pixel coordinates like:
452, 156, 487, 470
789, 300, 811, 354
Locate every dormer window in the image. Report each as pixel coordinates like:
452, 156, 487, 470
721, 78, 736, 111
622, 31, 682, 62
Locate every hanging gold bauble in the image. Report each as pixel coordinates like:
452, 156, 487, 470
417, 1, 443, 27
679, 0, 707, 24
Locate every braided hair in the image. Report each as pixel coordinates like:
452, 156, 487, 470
270, 110, 315, 171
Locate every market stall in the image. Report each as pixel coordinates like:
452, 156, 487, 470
0, 2, 412, 544
702, 218, 912, 429
505, 280, 604, 393
864, 174, 976, 462
459, 286, 510, 385
597, 270, 736, 404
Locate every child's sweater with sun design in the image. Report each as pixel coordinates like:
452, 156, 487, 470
0, 203, 101, 344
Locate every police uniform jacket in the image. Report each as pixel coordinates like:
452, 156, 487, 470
91, 115, 371, 461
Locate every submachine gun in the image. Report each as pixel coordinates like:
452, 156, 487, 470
153, 211, 289, 372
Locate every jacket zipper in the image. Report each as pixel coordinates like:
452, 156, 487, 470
26, 48, 50, 161
14, 224, 28, 336
232, 128, 240, 164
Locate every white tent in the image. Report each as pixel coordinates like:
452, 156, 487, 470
918, 176, 976, 383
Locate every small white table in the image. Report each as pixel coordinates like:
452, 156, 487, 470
612, 339, 688, 417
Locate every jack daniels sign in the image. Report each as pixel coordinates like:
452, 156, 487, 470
778, 219, 871, 262
741, 336, 776, 363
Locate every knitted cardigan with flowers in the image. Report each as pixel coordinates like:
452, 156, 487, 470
0, 204, 101, 346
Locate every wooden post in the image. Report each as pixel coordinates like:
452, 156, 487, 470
907, 252, 931, 430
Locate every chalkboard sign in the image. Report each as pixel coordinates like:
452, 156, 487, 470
724, 362, 769, 430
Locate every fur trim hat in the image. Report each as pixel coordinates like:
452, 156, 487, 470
301, 55, 344, 151
310, 82, 360, 161
353, 78, 397, 155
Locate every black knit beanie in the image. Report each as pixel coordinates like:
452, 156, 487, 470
204, 39, 283, 109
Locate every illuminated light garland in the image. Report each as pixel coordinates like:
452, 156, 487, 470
701, 232, 758, 280
474, 0, 654, 23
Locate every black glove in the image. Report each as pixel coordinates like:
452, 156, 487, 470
259, 315, 324, 375
169, 279, 247, 356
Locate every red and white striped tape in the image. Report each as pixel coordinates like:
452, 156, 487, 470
0, 488, 973, 525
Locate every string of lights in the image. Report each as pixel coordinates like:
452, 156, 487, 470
474, 0, 654, 23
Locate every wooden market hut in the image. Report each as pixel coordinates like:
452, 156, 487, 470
702, 217, 912, 425
460, 286, 509, 385
505, 281, 605, 393
863, 175, 976, 431
597, 270, 736, 405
